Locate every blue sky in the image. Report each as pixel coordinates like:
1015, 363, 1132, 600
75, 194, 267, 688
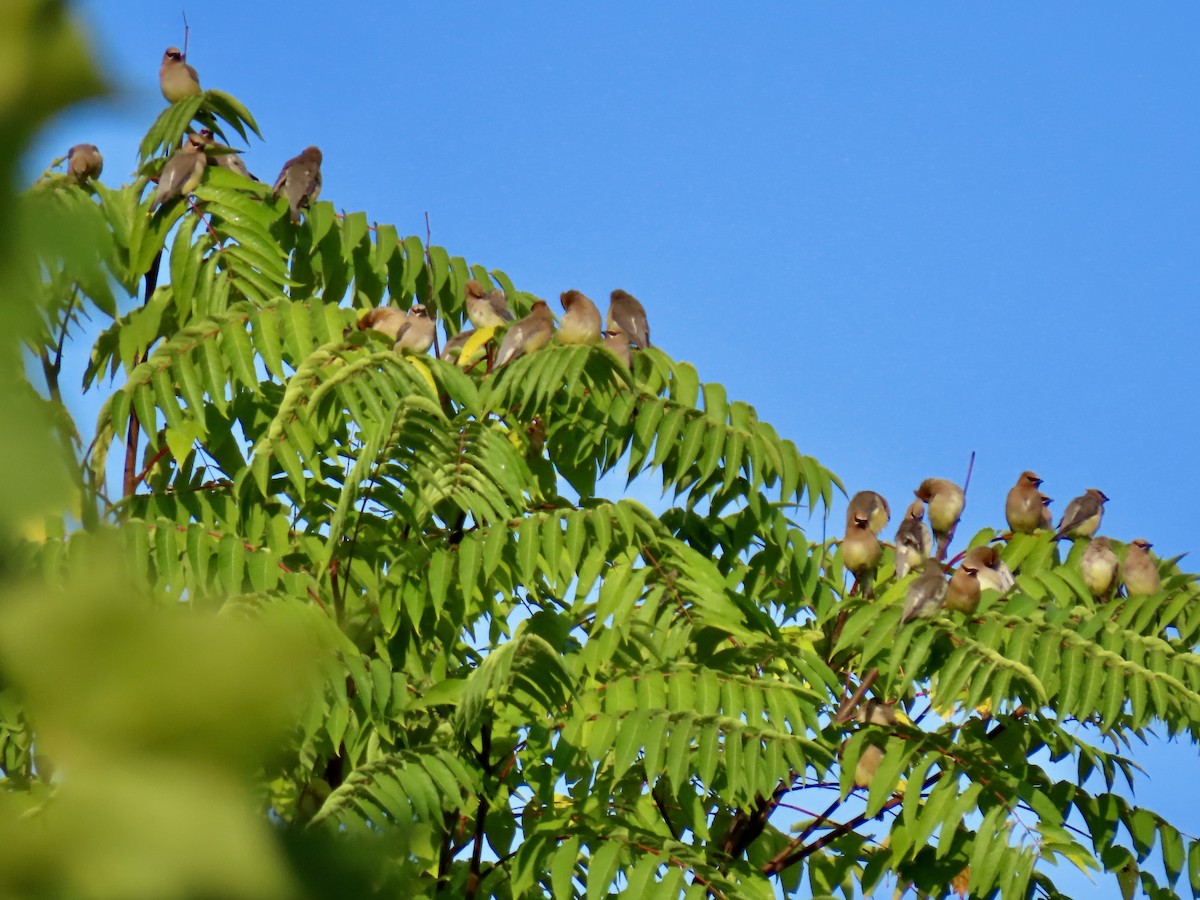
32, 3, 1200, 896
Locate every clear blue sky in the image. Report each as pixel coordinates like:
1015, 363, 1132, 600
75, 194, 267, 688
32, 3, 1200, 896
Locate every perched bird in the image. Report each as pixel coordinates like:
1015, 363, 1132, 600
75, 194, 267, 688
607, 289, 651, 349
357, 306, 406, 340
464, 280, 513, 328
558, 290, 602, 344
914, 478, 965, 560
1123, 538, 1162, 596
855, 699, 898, 727
1056, 488, 1109, 539
393, 304, 435, 354
894, 500, 933, 579
272, 146, 323, 223
899, 560, 948, 627
602, 329, 633, 370
159, 46, 201, 103
944, 561, 982, 615
1039, 494, 1054, 530
197, 129, 255, 180
853, 743, 884, 789
494, 300, 555, 368
152, 132, 207, 209
1006, 470, 1045, 534
1080, 537, 1119, 600
847, 491, 890, 535
962, 545, 1013, 595
66, 144, 103, 183
842, 513, 882, 599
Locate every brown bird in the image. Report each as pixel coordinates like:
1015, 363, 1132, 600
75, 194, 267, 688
853, 744, 884, 789
464, 279, 513, 328
1039, 494, 1054, 530
1056, 488, 1108, 539
393, 304, 435, 354
357, 306, 406, 340
962, 545, 1014, 595
159, 47, 201, 103
849, 700, 896, 789
944, 561, 982, 615
1123, 538, 1162, 596
494, 300, 555, 368
608, 289, 651, 349
855, 699, 898, 727
899, 560, 948, 627
440, 328, 475, 362
272, 146, 323, 223
66, 144, 103, 183
914, 478, 965, 560
842, 513, 882, 599
894, 500, 933, 579
1080, 537, 1119, 600
558, 290, 602, 344
1006, 470, 1045, 534
846, 490, 891, 535
152, 132, 207, 209
197, 129, 255, 180
602, 330, 633, 370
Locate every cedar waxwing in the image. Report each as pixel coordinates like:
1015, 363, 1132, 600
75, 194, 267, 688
464, 280, 513, 328
853, 743, 884, 789
962, 545, 1014, 595
357, 306, 406, 340
602, 330, 633, 370
894, 500, 933, 579
393, 304, 435, 354
1056, 488, 1108, 539
1039, 494, 1054, 530
159, 47, 201, 103
66, 144, 102, 183
197, 129, 255, 180
152, 132, 207, 209
843, 513, 882, 599
1080, 537, 1119, 599
899, 559, 947, 627
914, 478, 965, 561
608, 289, 651, 349
944, 561, 982, 615
558, 290, 602, 344
440, 328, 475, 361
1006, 470, 1044, 534
272, 146, 323, 223
855, 699, 898, 727
494, 300, 555, 368
1123, 538, 1162, 596
846, 491, 891, 535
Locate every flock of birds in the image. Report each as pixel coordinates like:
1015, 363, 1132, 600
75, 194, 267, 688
841, 472, 1162, 630
60, 46, 654, 373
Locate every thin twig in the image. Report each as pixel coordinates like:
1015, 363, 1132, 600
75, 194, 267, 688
182, 12, 190, 58
833, 667, 880, 724
465, 723, 492, 900
423, 211, 442, 357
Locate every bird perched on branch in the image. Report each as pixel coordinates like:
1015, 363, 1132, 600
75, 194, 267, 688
66, 144, 103, 183
914, 478, 964, 560
894, 500, 933, 579
1123, 538, 1162, 596
847, 491, 890, 535
899, 560, 947, 628
393, 304, 435, 354
944, 560, 982, 615
494, 301, 554, 368
1080, 537, 1118, 599
843, 512, 881, 599
357, 307, 406, 340
1039, 494, 1054, 531
464, 280, 513, 328
196, 129, 255, 180
962, 545, 1013, 595
1006, 470, 1044, 534
272, 146, 323, 223
1056, 488, 1108, 539
152, 132, 207, 209
602, 330, 633, 369
558, 290, 602, 344
159, 46, 201, 102
608, 289, 651, 349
